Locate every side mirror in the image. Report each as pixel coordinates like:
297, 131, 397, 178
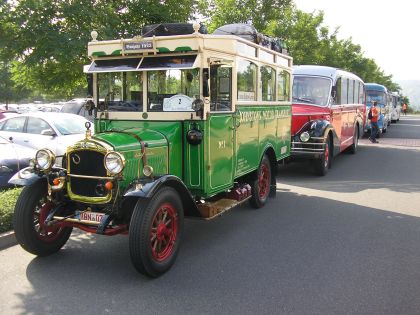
41, 129, 56, 136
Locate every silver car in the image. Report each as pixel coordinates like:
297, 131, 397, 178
0, 112, 91, 162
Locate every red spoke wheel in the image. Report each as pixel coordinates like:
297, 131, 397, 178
314, 136, 332, 176
13, 180, 73, 256
250, 154, 272, 209
129, 187, 184, 277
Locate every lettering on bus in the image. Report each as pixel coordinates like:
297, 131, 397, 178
239, 109, 290, 123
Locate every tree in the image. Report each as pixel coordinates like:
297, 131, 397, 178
0, 0, 199, 100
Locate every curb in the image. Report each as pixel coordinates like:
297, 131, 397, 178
0, 230, 17, 250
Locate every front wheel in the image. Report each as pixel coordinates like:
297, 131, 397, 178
13, 180, 73, 256
129, 187, 184, 277
314, 136, 331, 176
249, 155, 272, 208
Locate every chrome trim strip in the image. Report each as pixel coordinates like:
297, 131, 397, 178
68, 173, 114, 180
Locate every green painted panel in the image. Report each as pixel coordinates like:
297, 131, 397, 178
94, 120, 183, 179
92, 51, 107, 57
157, 47, 170, 53
206, 114, 234, 194
183, 121, 205, 193
111, 49, 122, 55
174, 46, 192, 52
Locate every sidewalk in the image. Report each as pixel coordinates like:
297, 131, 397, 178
0, 230, 16, 250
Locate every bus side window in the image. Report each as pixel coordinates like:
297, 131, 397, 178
333, 77, 342, 105
210, 64, 232, 111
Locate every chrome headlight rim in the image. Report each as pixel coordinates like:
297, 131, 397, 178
104, 151, 125, 175
143, 165, 154, 177
300, 131, 310, 142
35, 149, 56, 171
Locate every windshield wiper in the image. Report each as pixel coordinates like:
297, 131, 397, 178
293, 97, 315, 104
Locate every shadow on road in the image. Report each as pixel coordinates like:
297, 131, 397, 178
278, 142, 420, 194
15, 190, 420, 314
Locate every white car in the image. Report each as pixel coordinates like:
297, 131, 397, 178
0, 112, 91, 160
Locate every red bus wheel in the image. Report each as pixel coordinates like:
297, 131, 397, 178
314, 137, 331, 176
129, 187, 184, 277
250, 155, 272, 208
13, 181, 73, 256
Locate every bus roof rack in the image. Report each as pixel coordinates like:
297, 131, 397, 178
213, 23, 288, 55
141, 23, 208, 37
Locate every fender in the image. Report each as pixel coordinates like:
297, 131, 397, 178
299, 119, 339, 155
8, 167, 45, 186
124, 175, 201, 217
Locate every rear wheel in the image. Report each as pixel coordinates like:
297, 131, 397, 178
348, 126, 359, 154
13, 181, 73, 256
314, 136, 331, 176
129, 187, 183, 277
249, 155, 272, 208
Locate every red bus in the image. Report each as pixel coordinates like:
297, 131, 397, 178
290, 65, 365, 175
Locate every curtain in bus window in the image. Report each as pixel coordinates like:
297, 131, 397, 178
140, 55, 197, 69
88, 58, 141, 72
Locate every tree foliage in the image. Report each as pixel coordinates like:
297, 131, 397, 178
0, 0, 198, 100
0, 0, 404, 101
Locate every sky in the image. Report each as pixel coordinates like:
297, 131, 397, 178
293, 0, 420, 81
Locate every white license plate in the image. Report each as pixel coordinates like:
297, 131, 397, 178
76, 211, 105, 223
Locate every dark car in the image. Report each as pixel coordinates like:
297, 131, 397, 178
60, 99, 93, 121
0, 135, 36, 188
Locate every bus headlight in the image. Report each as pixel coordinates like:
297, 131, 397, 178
300, 131, 310, 142
104, 152, 125, 175
35, 149, 56, 171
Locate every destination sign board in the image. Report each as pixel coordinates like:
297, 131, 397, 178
124, 41, 154, 52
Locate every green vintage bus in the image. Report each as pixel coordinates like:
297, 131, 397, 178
10, 23, 292, 277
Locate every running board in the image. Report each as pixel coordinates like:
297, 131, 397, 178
197, 197, 251, 220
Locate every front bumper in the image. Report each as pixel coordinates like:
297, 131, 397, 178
291, 137, 325, 159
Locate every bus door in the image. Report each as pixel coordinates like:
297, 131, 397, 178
207, 62, 235, 194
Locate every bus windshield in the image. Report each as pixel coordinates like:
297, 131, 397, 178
97, 72, 143, 112
147, 68, 199, 112
367, 91, 386, 104
292, 76, 331, 106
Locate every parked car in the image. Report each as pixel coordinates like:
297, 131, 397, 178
60, 99, 93, 121
0, 135, 36, 188
0, 110, 18, 120
0, 112, 91, 162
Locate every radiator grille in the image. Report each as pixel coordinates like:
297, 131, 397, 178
69, 150, 107, 197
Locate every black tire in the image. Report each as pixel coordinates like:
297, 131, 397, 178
249, 155, 272, 209
13, 181, 73, 256
348, 126, 359, 154
129, 187, 184, 277
314, 136, 331, 176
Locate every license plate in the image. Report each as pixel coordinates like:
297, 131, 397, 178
75, 211, 104, 223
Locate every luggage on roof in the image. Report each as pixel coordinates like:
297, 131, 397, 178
213, 23, 288, 55
142, 23, 208, 37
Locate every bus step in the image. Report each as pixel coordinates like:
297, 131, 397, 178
198, 197, 250, 220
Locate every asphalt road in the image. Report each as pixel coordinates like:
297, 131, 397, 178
1, 115, 420, 315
